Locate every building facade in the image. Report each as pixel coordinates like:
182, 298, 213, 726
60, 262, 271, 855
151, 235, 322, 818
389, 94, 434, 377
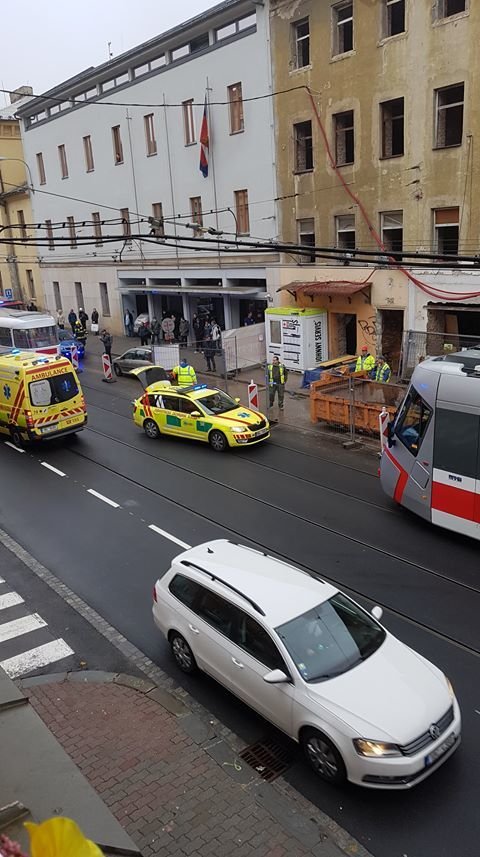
0, 90, 44, 308
17, 0, 278, 334
268, 0, 480, 368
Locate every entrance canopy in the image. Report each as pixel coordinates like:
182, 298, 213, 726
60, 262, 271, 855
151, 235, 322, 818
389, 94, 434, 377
277, 281, 371, 298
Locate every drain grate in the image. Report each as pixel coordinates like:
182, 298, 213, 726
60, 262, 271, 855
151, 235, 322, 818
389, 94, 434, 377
239, 737, 293, 782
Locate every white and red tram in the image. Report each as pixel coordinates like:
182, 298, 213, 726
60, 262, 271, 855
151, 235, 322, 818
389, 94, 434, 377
380, 349, 480, 540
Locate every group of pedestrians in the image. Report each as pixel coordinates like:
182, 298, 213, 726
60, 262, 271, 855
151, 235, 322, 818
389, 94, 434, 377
125, 309, 190, 345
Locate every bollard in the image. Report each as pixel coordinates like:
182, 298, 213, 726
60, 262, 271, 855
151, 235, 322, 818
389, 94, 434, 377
102, 353, 116, 383
248, 379, 259, 411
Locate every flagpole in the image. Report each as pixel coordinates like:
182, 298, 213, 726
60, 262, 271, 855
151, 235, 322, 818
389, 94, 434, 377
206, 77, 222, 269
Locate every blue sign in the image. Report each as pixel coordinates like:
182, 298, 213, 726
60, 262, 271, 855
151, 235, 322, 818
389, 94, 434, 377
4, 289, 13, 300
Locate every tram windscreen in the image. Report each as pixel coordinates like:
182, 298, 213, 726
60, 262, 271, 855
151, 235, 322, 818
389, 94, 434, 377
394, 387, 432, 455
13, 325, 58, 349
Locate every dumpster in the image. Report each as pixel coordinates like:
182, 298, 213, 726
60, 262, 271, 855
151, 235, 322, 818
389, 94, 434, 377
310, 377, 405, 434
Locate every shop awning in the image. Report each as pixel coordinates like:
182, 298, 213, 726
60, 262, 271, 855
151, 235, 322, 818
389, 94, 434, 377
277, 281, 371, 298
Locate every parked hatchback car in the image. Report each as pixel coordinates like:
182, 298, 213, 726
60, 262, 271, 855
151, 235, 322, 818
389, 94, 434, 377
153, 540, 461, 789
113, 346, 154, 376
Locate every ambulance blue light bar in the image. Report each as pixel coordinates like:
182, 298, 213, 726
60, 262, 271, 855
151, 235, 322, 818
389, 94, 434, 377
193, 384, 208, 390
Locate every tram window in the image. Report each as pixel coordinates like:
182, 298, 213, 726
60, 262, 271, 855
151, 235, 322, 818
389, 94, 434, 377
394, 387, 432, 455
434, 408, 479, 478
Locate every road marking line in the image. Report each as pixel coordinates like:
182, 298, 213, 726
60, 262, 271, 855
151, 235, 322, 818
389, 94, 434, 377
41, 462, 66, 477
4, 442, 25, 453
148, 525, 191, 550
0, 638, 74, 678
87, 489, 120, 508
0, 613, 47, 643
0, 592, 24, 611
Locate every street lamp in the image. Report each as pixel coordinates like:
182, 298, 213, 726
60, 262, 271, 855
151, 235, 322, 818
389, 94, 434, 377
0, 156, 35, 194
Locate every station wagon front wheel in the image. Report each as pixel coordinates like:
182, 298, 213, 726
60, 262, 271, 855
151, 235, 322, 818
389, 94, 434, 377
209, 429, 228, 452
301, 729, 346, 785
144, 419, 160, 440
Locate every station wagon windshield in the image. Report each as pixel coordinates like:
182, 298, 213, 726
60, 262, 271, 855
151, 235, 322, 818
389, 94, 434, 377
276, 594, 385, 683
197, 391, 237, 415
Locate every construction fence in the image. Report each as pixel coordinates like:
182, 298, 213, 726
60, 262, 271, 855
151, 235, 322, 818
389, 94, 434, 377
399, 329, 480, 380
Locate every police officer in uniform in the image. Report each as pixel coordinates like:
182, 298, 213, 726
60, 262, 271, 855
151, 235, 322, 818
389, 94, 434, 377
267, 355, 288, 410
172, 358, 197, 387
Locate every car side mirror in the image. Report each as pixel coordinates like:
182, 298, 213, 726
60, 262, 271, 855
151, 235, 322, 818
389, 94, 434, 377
263, 669, 290, 684
190, 410, 201, 417
234, 397, 241, 404
387, 421, 395, 448
371, 605, 383, 621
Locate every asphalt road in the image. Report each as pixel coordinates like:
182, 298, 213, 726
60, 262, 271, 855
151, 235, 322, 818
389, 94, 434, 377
1, 365, 479, 857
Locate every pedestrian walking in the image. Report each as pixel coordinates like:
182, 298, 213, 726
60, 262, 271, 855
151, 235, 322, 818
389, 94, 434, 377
56, 309, 65, 329
355, 346, 375, 374
91, 307, 99, 335
151, 317, 161, 344
172, 358, 197, 386
372, 355, 392, 383
79, 308, 89, 328
179, 316, 190, 345
100, 328, 113, 360
211, 318, 222, 351
192, 314, 204, 352
68, 309, 77, 334
139, 322, 151, 346
267, 355, 288, 410
204, 339, 216, 373
125, 309, 134, 337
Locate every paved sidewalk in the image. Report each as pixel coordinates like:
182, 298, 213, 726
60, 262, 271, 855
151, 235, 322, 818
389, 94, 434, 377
22, 671, 373, 857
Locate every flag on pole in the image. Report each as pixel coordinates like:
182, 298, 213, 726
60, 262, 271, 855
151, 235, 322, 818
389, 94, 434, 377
199, 95, 209, 178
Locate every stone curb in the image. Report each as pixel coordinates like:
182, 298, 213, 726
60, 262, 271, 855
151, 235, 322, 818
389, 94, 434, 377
1, 527, 373, 857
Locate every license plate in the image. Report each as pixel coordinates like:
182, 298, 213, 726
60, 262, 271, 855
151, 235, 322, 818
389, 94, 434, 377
425, 732, 455, 767
40, 424, 57, 434
255, 428, 269, 437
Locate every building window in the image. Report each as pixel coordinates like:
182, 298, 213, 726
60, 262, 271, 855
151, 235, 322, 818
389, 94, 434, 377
83, 135, 94, 171
120, 208, 131, 239
436, 0, 466, 19
297, 218, 316, 263
333, 2, 354, 56
53, 281, 62, 311
112, 125, 124, 164
58, 144, 68, 179
293, 18, 310, 68
384, 0, 405, 37
26, 269, 35, 299
234, 189, 250, 235
334, 110, 355, 165
294, 120, 313, 172
183, 100, 196, 145
45, 219, 54, 250
434, 207, 459, 256
67, 216, 77, 248
152, 202, 164, 236
144, 113, 157, 155
381, 211, 403, 257
336, 214, 356, 249
381, 98, 404, 157
92, 212, 103, 246
99, 282, 111, 317
435, 84, 464, 148
36, 153, 46, 185
190, 196, 203, 231
228, 83, 244, 133
75, 282, 84, 310
17, 210, 27, 241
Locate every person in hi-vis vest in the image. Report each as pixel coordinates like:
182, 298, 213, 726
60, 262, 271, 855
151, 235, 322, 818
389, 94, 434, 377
267, 355, 288, 410
172, 359, 197, 387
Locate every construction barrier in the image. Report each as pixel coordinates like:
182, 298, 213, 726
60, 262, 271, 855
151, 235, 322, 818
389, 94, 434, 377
379, 407, 389, 452
248, 379, 259, 411
102, 353, 115, 383
70, 345, 79, 372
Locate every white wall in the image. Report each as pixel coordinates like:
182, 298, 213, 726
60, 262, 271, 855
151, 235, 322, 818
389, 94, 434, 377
21, 7, 277, 268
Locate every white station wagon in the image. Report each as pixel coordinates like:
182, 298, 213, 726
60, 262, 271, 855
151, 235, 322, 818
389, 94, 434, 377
152, 540, 461, 789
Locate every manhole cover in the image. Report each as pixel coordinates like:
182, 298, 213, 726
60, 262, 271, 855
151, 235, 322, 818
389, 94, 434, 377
239, 737, 293, 782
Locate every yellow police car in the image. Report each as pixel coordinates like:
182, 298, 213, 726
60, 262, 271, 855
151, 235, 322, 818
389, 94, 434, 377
131, 371, 269, 452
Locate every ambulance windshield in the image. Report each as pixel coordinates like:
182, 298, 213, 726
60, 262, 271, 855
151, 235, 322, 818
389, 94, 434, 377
29, 372, 79, 407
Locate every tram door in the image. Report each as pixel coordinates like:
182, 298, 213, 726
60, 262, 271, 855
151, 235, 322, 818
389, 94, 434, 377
432, 405, 480, 538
